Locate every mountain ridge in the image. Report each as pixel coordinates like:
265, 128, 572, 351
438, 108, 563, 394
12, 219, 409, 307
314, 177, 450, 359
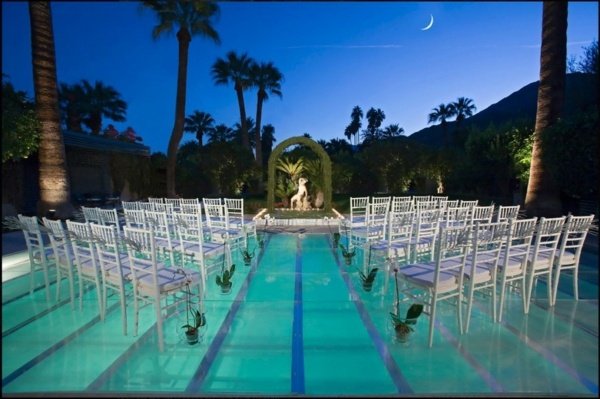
407, 73, 598, 148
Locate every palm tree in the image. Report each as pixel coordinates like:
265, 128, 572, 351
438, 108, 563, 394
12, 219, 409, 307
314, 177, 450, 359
381, 123, 404, 139
29, 1, 74, 218
344, 105, 363, 145
525, 2, 568, 217
362, 107, 386, 144
184, 110, 214, 147
142, 1, 220, 198
207, 123, 234, 143
261, 124, 277, 168
80, 79, 127, 135
58, 81, 85, 132
452, 97, 477, 129
211, 50, 254, 150
249, 61, 284, 169
428, 103, 456, 148
233, 117, 256, 149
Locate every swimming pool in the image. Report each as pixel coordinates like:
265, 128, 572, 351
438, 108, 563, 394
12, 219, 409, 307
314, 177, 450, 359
2, 233, 598, 397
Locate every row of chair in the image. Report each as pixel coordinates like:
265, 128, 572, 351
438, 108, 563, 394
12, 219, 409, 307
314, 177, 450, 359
18, 209, 240, 352
362, 212, 594, 347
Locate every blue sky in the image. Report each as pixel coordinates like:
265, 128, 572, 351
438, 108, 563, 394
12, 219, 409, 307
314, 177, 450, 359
2, 1, 598, 155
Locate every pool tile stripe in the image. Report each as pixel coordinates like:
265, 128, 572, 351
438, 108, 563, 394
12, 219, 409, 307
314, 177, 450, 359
291, 235, 305, 394
330, 241, 413, 394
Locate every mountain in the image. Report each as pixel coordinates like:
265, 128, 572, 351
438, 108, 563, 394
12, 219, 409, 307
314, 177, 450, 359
408, 73, 598, 148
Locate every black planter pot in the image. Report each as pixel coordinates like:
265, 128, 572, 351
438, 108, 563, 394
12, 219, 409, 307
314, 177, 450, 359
221, 283, 232, 294
362, 282, 373, 292
186, 330, 199, 345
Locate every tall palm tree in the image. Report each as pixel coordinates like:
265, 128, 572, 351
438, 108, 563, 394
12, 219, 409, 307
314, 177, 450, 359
249, 61, 283, 169
261, 123, 277, 168
80, 79, 127, 135
452, 97, 477, 129
58, 81, 85, 132
184, 110, 214, 147
344, 105, 362, 145
233, 117, 256, 149
142, 1, 220, 198
525, 1, 567, 217
207, 123, 234, 143
381, 123, 405, 139
211, 51, 254, 150
428, 103, 456, 148
29, 1, 74, 218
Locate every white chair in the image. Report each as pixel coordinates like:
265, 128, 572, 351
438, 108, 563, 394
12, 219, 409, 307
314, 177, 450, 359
148, 197, 164, 204
399, 224, 471, 347
203, 202, 244, 248
81, 206, 103, 224
551, 214, 595, 306
470, 205, 495, 225
441, 206, 470, 229
203, 197, 223, 207
460, 200, 479, 209
123, 225, 203, 352
66, 220, 104, 319
412, 195, 431, 205
225, 198, 256, 239
164, 197, 182, 212
410, 208, 442, 262
91, 223, 131, 336
525, 216, 566, 313
349, 197, 369, 228
124, 209, 147, 229
445, 200, 460, 209
137, 202, 155, 212
370, 211, 415, 295
180, 198, 200, 206
18, 214, 56, 302
391, 197, 413, 213
181, 202, 202, 215
350, 202, 389, 244
98, 208, 121, 231
173, 211, 228, 296
415, 201, 437, 213
462, 221, 510, 333
371, 196, 391, 209
495, 205, 520, 222
43, 218, 77, 310
145, 210, 180, 267
431, 196, 449, 209
122, 201, 141, 211
496, 217, 537, 322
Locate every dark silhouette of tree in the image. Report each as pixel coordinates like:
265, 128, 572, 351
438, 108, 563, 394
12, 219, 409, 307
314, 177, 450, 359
207, 123, 234, 143
567, 38, 598, 74
525, 1, 568, 217
142, 0, 220, 197
211, 50, 254, 150
80, 79, 127, 136
428, 103, 456, 148
29, 1, 74, 218
452, 97, 477, 129
344, 105, 362, 145
381, 123, 404, 139
362, 107, 385, 145
184, 110, 214, 148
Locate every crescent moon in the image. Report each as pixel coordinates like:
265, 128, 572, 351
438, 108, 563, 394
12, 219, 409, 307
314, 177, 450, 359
421, 14, 434, 31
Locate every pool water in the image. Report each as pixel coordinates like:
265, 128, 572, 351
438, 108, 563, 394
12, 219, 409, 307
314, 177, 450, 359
2, 233, 598, 397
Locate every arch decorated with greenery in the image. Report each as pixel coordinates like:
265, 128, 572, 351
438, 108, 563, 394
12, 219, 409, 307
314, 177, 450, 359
267, 136, 332, 212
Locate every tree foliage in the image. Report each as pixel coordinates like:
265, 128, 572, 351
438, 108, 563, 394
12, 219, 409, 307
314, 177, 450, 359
2, 75, 40, 162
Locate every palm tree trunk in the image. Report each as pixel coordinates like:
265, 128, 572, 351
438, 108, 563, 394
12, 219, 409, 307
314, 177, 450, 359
235, 83, 250, 150
29, 1, 74, 218
254, 93, 265, 193
525, 1, 567, 217
166, 28, 191, 198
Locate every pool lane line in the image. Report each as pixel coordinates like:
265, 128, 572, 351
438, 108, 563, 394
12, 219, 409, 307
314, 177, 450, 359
470, 300, 598, 395
2, 300, 122, 389
291, 235, 305, 394
2, 284, 97, 338
185, 233, 271, 393
329, 238, 413, 394
91, 234, 273, 393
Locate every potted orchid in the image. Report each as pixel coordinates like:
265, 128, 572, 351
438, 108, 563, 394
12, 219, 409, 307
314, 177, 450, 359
356, 244, 378, 292
325, 216, 340, 248
390, 267, 423, 344
338, 219, 356, 265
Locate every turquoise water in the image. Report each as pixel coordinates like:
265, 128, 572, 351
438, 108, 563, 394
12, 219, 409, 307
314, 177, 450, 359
2, 233, 598, 396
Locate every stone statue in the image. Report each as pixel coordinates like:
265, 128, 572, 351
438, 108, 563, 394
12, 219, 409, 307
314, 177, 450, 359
290, 177, 310, 210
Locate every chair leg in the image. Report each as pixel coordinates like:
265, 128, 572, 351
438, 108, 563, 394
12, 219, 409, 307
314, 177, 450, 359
43, 265, 51, 303
120, 288, 128, 336
428, 298, 438, 348
573, 267, 579, 301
